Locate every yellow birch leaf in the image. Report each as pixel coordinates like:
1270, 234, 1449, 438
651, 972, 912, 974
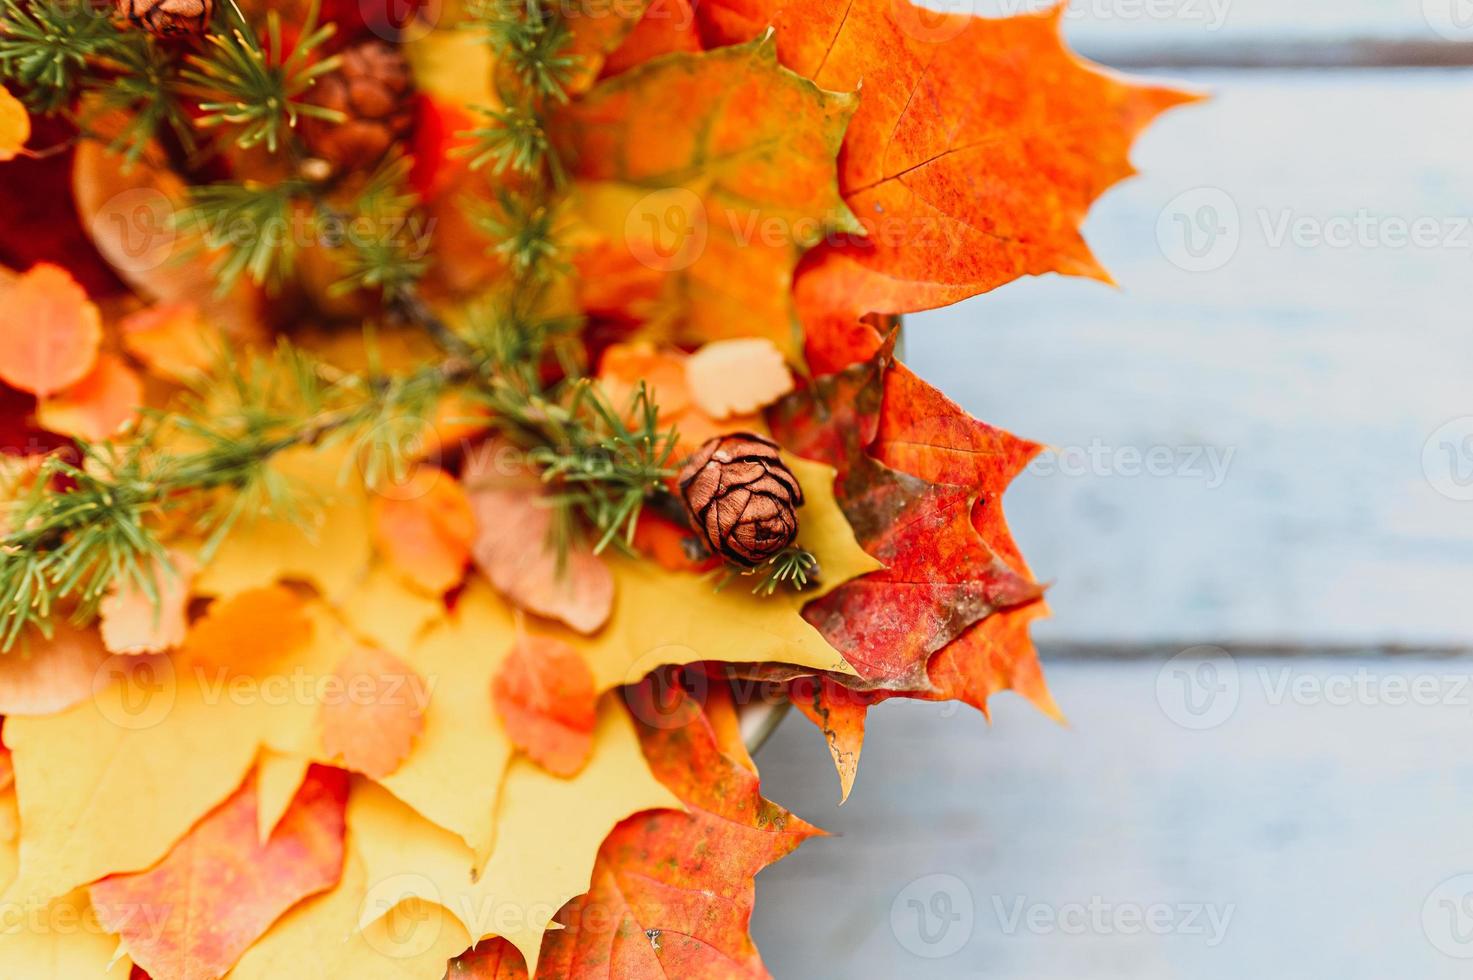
353, 700, 679, 973
228, 846, 471, 980
569, 457, 878, 691
0, 890, 132, 978
374, 581, 516, 861
256, 750, 311, 844
194, 446, 372, 603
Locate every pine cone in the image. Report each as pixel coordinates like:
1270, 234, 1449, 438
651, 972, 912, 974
115, 0, 213, 36
302, 41, 415, 171
678, 434, 804, 567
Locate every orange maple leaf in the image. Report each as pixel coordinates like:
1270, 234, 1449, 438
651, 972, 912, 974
90, 765, 348, 980
491, 634, 598, 778
536, 685, 819, 978
701, 1, 1198, 318
182, 586, 313, 674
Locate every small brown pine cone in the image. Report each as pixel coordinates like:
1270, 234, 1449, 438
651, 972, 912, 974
115, 0, 213, 36
301, 41, 415, 172
678, 433, 805, 567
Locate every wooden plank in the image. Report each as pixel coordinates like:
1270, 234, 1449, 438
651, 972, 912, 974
962, 0, 1473, 65
902, 69, 1473, 646
752, 658, 1473, 977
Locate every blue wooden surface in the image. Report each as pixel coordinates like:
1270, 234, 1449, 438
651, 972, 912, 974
905, 69, 1473, 647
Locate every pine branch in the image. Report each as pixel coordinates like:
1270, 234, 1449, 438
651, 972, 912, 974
179, 1, 341, 152
0, 0, 128, 111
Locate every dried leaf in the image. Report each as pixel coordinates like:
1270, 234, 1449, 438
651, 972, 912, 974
0, 263, 102, 396
685, 337, 795, 420
598, 341, 761, 456
369, 467, 475, 595
118, 303, 220, 383
537, 687, 817, 977
770, 344, 1041, 689
98, 549, 196, 655
492, 634, 598, 777
90, 766, 348, 980
36, 351, 143, 441
0, 890, 133, 975
182, 585, 313, 674
464, 452, 614, 635
318, 645, 429, 779
0, 621, 112, 716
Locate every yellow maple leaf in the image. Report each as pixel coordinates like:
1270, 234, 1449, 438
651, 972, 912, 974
194, 445, 372, 603
567, 456, 880, 691
0, 890, 133, 976
255, 750, 311, 844
353, 699, 679, 973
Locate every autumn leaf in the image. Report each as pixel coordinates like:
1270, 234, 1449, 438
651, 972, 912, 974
701, 1, 1197, 317
255, 749, 310, 844
98, 549, 196, 655
599, 0, 702, 79
0, 84, 28, 162
555, 38, 859, 362
352, 700, 679, 973
119, 303, 221, 382
35, 351, 143, 441
90, 766, 348, 980
537, 686, 818, 977
182, 584, 313, 674
317, 645, 429, 779
684, 337, 794, 420
193, 445, 373, 603
0, 620, 112, 716
769, 341, 1041, 689
0, 889, 133, 975
0, 263, 102, 397
492, 634, 598, 777
598, 341, 764, 456
463, 449, 614, 635
449, 939, 529, 979
369, 466, 475, 595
